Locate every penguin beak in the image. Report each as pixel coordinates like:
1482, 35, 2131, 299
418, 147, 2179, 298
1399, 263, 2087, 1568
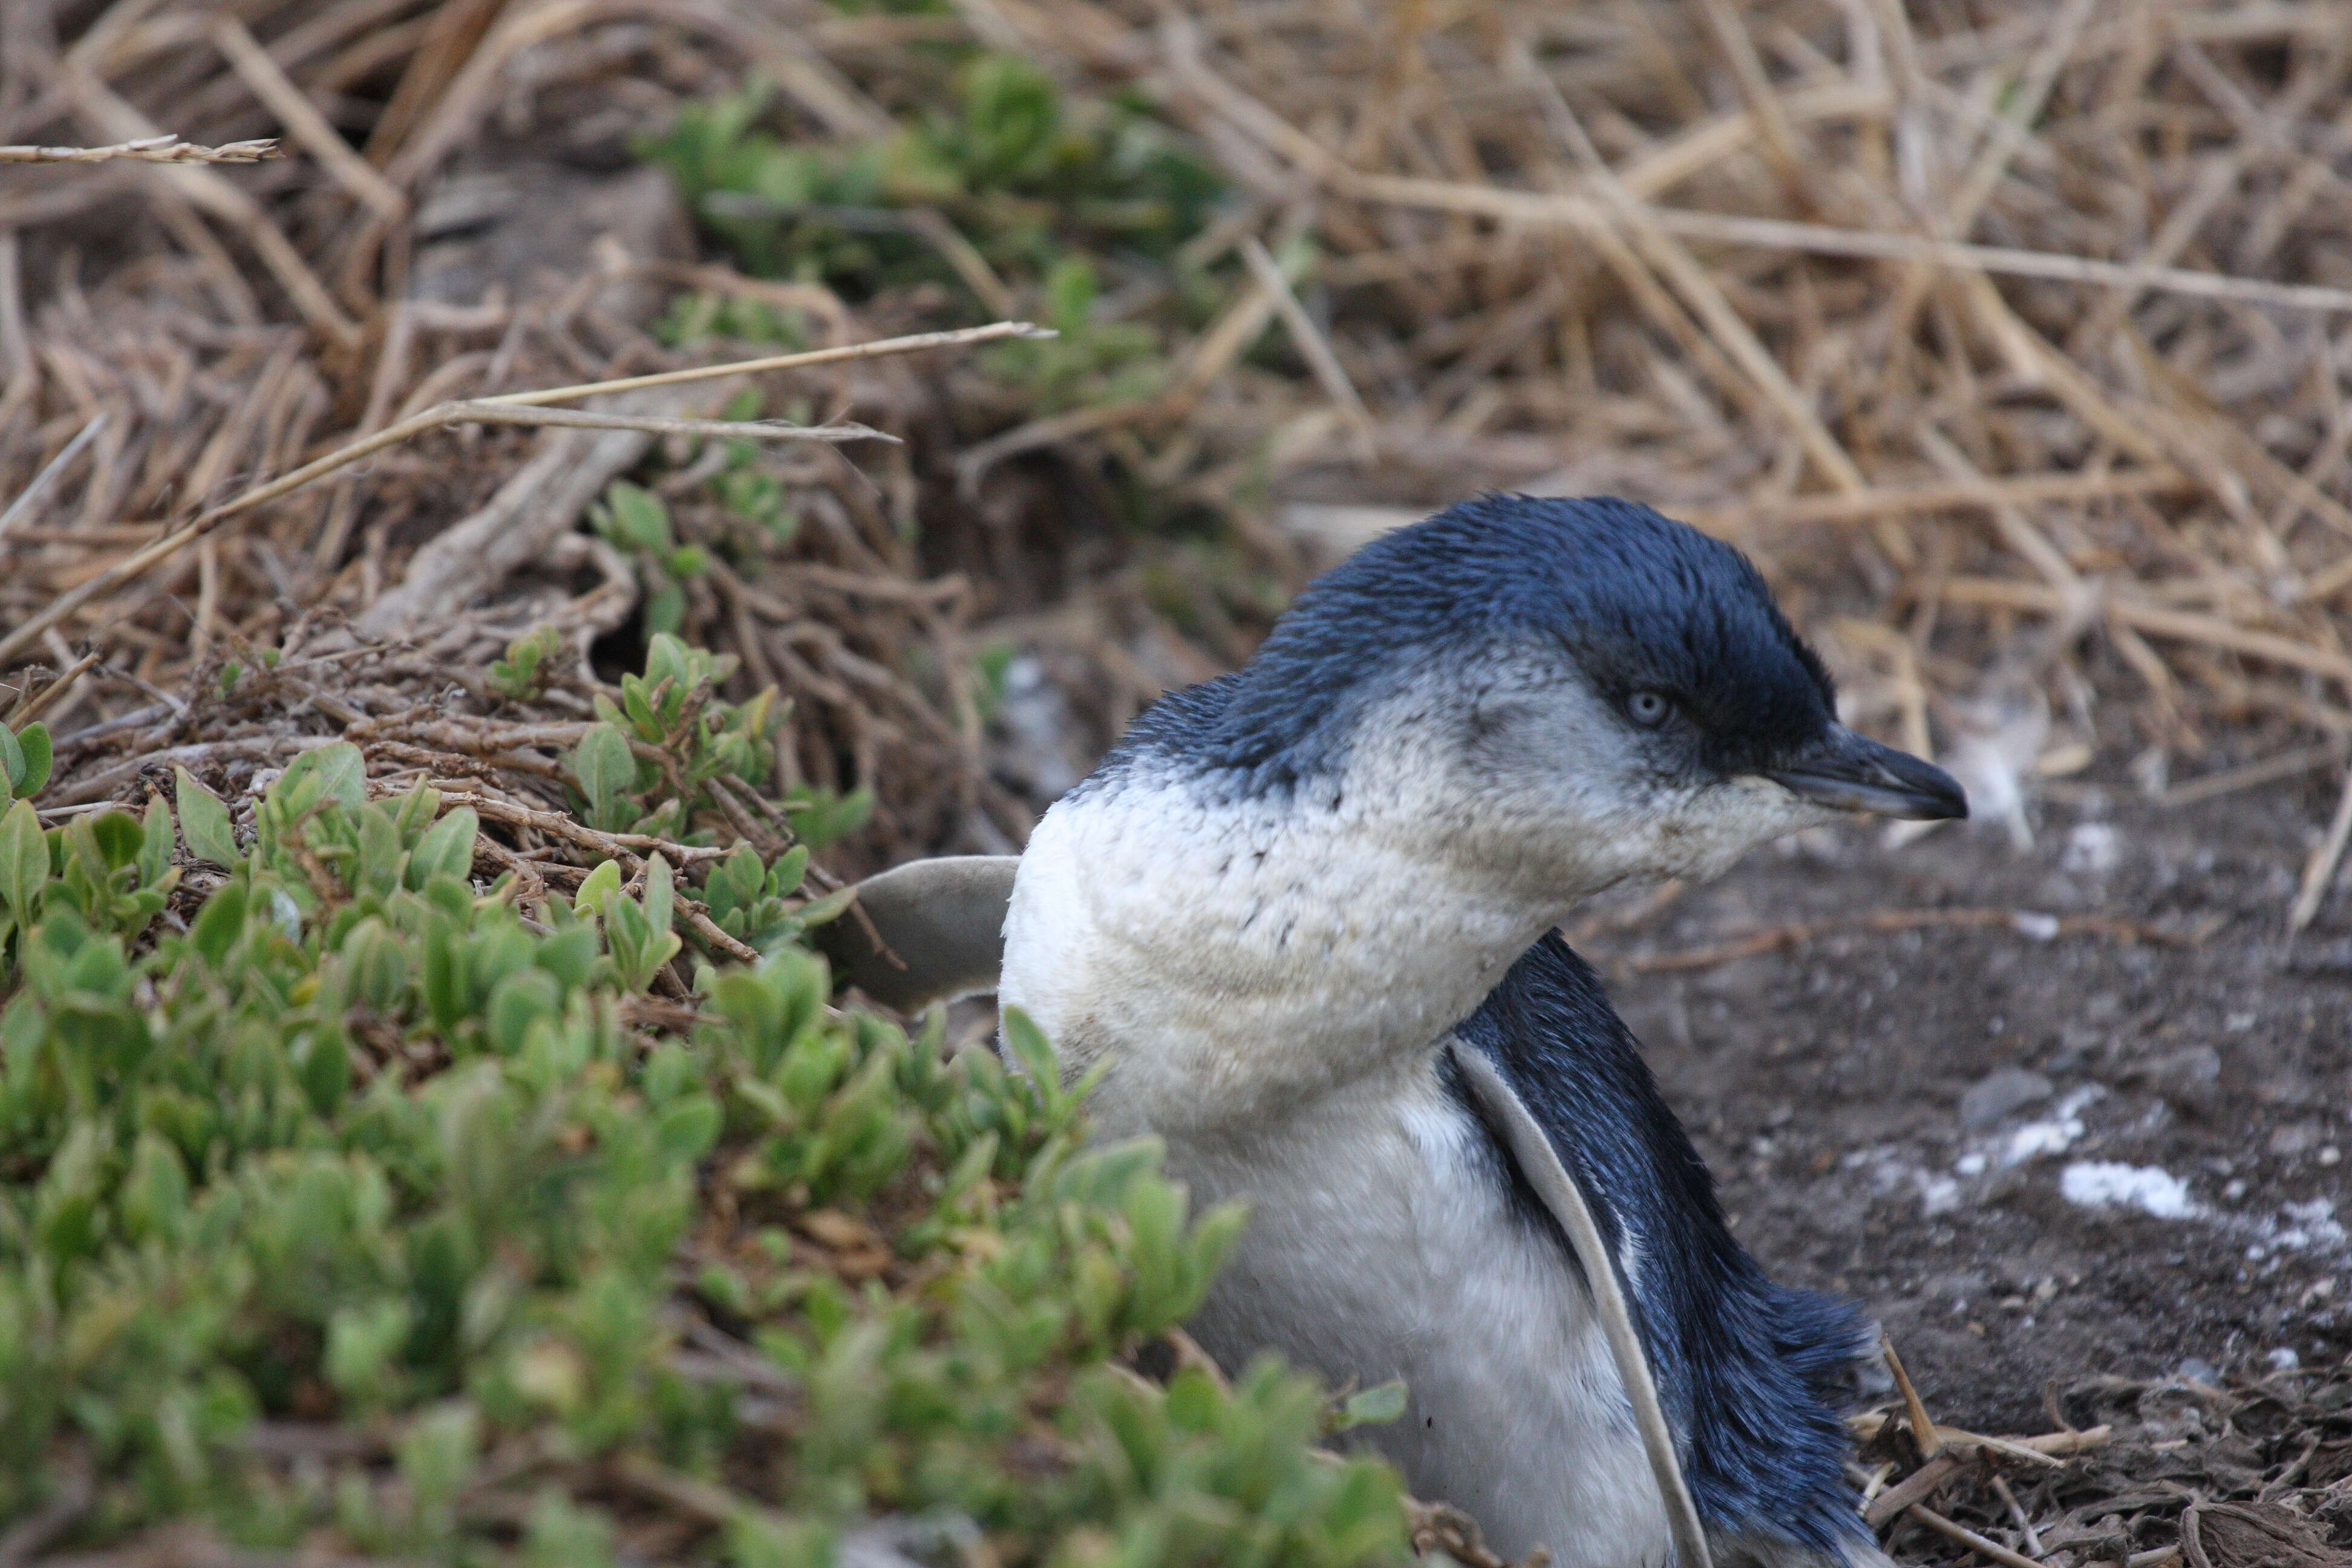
1765, 725, 1969, 822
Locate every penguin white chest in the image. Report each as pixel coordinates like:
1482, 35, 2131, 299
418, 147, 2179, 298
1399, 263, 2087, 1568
1166, 1052, 1669, 1566
996, 780, 1668, 1564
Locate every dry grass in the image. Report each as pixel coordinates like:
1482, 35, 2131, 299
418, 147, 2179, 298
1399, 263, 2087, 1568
1850, 1355, 2352, 1567
7, 1, 2352, 861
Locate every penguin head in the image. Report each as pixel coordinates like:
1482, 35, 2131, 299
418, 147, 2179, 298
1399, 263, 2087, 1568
1107, 494, 1965, 899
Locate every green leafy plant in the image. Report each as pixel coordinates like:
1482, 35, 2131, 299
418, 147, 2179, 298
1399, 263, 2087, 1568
487, 626, 567, 703
592, 481, 711, 638
642, 59, 1221, 303
0, 676, 1414, 1564
698, 841, 858, 955
656, 288, 809, 351
983, 254, 1166, 413
711, 393, 799, 543
641, 52, 1266, 541
782, 784, 873, 851
560, 633, 783, 846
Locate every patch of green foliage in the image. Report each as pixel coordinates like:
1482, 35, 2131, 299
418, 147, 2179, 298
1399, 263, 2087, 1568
548, 623, 868, 861
644, 58, 1219, 297
981, 256, 1167, 414
486, 627, 566, 705
592, 480, 714, 642
639, 50, 1228, 440
0, 640, 1413, 1564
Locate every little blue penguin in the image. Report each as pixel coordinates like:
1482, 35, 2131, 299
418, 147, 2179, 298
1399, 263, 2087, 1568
826, 495, 1966, 1568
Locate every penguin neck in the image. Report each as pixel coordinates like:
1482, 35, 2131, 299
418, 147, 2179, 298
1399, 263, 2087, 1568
996, 763, 1579, 1140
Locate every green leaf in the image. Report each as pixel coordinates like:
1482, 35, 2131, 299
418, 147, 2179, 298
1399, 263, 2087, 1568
598, 480, 674, 554
292, 1027, 350, 1114
794, 885, 858, 928
11, 722, 50, 799
174, 768, 241, 866
394, 777, 443, 838
137, 795, 174, 886
1335, 1379, 1408, 1431
619, 680, 659, 740
0, 799, 46, 924
575, 859, 622, 920
89, 811, 143, 870
534, 925, 597, 990
342, 915, 408, 1007
487, 967, 562, 1054
705, 844, 762, 918
643, 854, 675, 936
408, 808, 480, 890
189, 878, 247, 965
0, 725, 21, 794
785, 786, 872, 850
326, 1299, 414, 1405
999, 1006, 1060, 1091
356, 802, 403, 894
644, 633, 692, 695
278, 742, 367, 812
570, 725, 635, 812
645, 578, 685, 638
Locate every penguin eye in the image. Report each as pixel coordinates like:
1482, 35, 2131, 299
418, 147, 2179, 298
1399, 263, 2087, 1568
1625, 690, 1673, 728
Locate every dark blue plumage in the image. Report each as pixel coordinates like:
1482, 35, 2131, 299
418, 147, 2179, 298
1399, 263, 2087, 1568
1091, 494, 1839, 797
1448, 935, 1875, 1560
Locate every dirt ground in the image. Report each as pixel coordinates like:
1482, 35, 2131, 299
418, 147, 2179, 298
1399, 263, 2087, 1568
1576, 760, 2352, 1435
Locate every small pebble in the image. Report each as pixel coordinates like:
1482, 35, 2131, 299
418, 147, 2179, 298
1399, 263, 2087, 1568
1961, 1067, 2054, 1131
2270, 1123, 2319, 1156
2061, 822, 2121, 875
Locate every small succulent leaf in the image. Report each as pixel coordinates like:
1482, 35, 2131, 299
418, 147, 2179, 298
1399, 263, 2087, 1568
278, 743, 368, 812
0, 799, 45, 923
794, 885, 858, 928
174, 768, 241, 867
137, 796, 173, 885
351, 804, 400, 893
619, 681, 659, 740
408, 808, 479, 890
999, 1006, 1060, 1092
645, 579, 685, 638
12, 724, 50, 799
570, 725, 635, 812
575, 860, 622, 920
89, 811, 143, 871
705, 846, 759, 918
189, 879, 247, 965
643, 854, 675, 936
644, 633, 691, 694
601, 480, 674, 553
393, 778, 442, 838
1335, 1380, 1408, 1432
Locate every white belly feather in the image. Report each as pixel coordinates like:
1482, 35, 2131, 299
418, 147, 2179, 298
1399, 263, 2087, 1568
1169, 1052, 1667, 1566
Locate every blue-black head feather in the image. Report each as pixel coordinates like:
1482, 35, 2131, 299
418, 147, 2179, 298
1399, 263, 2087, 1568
1096, 495, 1837, 796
